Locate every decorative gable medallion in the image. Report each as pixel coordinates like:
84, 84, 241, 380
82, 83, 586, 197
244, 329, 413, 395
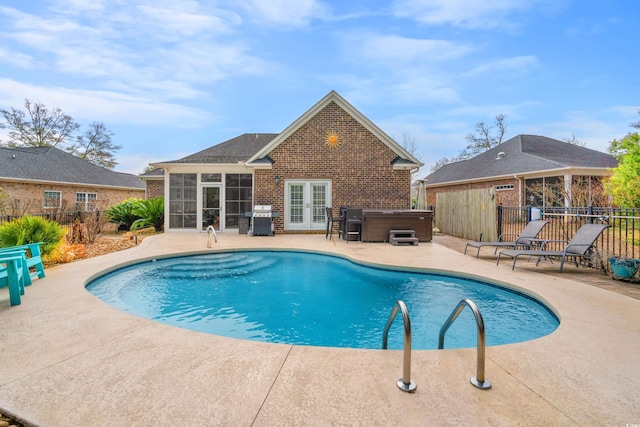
324, 130, 343, 149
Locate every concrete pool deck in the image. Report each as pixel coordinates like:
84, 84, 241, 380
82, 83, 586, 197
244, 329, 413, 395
1, 233, 639, 426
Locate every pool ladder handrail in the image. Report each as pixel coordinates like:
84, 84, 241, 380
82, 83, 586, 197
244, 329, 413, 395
438, 298, 491, 390
382, 300, 416, 393
206, 225, 217, 247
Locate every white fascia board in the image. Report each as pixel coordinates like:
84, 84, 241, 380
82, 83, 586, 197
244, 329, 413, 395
425, 166, 613, 187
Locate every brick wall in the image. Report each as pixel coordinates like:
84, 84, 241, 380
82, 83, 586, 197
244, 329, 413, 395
0, 180, 145, 215
145, 180, 164, 199
254, 101, 412, 233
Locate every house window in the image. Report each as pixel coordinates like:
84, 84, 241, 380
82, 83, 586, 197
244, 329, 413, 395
225, 174, 252, 228
525, 177, 563, 207
201, 173, 221, 183
169, 173, 197, 228
494, 184, 514, 191
43, 191, 61, 209
76, 192, 97, 211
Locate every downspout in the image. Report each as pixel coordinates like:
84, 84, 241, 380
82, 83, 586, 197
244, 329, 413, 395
514, 175, 522, 206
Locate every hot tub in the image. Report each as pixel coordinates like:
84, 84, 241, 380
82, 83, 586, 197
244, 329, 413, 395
362, 209, 433, 242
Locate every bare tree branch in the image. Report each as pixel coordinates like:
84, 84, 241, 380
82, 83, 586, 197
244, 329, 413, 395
460, 114, 507, 159
69, 122, 121, 169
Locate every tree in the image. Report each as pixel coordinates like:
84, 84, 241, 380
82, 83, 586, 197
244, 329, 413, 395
460, 114, 507, 159
70, 122, 120, 169
399, 133, 423, 177
429, 114, 507, 172
562, 133, 586, 147
429, 155, 462, 173
604, 132, 640, 207
142, 165, 157, 174
0, 99, 79, 148
0, 99, 120, 169
631, 109, 640, 130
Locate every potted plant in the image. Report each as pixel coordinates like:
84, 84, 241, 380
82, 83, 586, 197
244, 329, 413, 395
609, 257, 640, 280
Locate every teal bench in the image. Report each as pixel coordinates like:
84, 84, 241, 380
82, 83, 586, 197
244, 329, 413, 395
0, 254, 26, 306
0, 242, 45, 285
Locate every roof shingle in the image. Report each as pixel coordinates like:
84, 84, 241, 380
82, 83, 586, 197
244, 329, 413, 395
424, 135, 617, 185
0, 146, 145, 189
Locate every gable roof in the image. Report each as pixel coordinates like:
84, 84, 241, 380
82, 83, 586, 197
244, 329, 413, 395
139, 167, 165, 178
0, 146, 145, 190
154, 133, 277, 166
424, 134, 617, 186
246, 90, 422, 169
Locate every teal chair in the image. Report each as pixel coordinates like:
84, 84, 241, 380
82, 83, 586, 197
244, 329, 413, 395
0, 242, 45, 284
0, 254, 26, 306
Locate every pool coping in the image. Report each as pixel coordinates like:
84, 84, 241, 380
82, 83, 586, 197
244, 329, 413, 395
1, 233, 639, 425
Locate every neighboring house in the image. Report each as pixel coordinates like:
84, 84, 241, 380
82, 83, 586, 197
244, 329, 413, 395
0, 146, 145, 215
423, 135, 618, 208
151, 90, 422, 233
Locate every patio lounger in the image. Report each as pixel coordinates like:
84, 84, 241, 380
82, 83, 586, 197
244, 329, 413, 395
0, 254, 26, 306
496, 223, 610, 272
464, 220, 549, 258
0, 242, 45, 284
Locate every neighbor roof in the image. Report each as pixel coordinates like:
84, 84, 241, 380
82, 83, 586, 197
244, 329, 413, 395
157, 133, 278, 165
424, 135, 618, 186
0, 146, 145, 189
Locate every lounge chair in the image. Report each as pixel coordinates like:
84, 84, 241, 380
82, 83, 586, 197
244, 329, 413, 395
464, 220, 549, 258
0, 254, 26, 306
496, 223, 610, 272
0, 242, 45, 284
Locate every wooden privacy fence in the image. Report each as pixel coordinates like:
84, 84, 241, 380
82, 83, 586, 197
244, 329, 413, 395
435, 189, 497, 241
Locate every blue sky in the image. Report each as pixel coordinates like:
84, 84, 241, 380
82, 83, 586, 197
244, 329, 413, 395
0, 0, 638, 176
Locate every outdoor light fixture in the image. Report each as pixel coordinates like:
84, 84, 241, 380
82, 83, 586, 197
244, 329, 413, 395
274, 175, 281, 185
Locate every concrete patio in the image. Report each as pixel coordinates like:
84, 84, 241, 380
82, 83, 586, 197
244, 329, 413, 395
1, 232, 639, 426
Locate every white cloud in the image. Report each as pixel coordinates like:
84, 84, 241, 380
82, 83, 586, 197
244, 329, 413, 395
527, 109, 636, 154
238, 0, 330, 26
0, 2, 264, 101
0, 46, 33, 68
349, 34, 473, 66
0, 78, 213, 128
462, 55, 540, 77
393, 0, 536, 29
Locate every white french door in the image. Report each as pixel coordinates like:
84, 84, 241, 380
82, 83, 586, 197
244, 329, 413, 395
285, 180, 331, 230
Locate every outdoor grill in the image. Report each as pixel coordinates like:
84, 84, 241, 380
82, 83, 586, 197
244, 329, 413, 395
247, 205, 279, 236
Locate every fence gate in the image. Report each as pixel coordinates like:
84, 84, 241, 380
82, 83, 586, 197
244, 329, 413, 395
436, 189, 497, 241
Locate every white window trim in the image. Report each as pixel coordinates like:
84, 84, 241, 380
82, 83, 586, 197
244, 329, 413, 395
76, 192, 98, 211
43, 190, 62, 209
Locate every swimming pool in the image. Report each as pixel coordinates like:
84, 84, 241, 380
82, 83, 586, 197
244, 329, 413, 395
86, 250, 559, 350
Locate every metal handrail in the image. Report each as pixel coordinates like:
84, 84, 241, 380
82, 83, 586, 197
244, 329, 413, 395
438, 299, 491, 390
382, 300, 416, 392
206, 225, 217, 247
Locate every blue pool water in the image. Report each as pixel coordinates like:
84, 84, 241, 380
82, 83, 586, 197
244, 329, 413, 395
86, 251, 559, 350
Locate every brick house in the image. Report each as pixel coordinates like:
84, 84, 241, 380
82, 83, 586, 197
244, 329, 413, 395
150, 91, 422, 233
140, 167, 164, 199
422, 135, 618, 208
0, 146, 145, 215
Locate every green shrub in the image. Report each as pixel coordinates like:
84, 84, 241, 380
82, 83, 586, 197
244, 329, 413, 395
131, 197, 164, 232
105, 198, 143, 231
0, 215, 65, 256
